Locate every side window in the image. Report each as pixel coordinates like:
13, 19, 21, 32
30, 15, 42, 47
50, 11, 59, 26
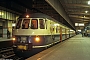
31, 19, 38, 29
16, 19, 22, 29
56, 26, 60, 33
22, 19, 30, 29
39, 19, 45, 29
50, 27, 54, 33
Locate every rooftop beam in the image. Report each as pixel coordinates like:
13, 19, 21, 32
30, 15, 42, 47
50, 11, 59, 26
45, 0, 75, 29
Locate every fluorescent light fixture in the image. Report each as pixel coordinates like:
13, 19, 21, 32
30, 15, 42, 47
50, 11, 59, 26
70, 30, 73, 31
88, 1, 90, 5
78, 30, 81, 32
12, 23, 16, 26
85, 11, 88, 13
79, 23, 84, 26
54, 24, 59, 26
75, 23, 78, 26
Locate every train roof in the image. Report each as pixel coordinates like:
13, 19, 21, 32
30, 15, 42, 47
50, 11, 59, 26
19, 13, 69, 29
20, 13, 55, 20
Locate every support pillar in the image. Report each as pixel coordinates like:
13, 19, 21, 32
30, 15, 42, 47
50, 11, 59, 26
60, 27, 62, 42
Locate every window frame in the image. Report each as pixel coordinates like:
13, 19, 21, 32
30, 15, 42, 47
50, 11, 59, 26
22, 19, 30, 29
39, 19, 45, 29
16, 18, 22, 29
31, 19, 38, 29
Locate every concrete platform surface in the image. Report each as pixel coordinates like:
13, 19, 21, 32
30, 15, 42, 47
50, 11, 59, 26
26, 35, 90, 60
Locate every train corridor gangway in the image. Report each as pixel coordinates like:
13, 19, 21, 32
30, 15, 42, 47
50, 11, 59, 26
26, 34, 90, 60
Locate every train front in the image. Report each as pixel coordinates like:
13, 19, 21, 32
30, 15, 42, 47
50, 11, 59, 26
12, 14, 47, 51
12, 15, 33, 51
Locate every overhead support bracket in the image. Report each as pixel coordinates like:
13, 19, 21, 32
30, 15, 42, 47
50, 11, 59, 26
46, 0, 75, 29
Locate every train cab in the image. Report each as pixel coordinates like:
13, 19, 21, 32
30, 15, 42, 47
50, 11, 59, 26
12, 13, 49, 51
12, 13, 72, 51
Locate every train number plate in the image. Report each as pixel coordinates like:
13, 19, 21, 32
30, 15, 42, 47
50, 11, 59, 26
18, 45, 27, 50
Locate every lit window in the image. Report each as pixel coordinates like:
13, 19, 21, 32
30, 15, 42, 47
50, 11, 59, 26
39, 19, 45, 29
31, 19, 38, 29
75, 23, 79, 26
0, 12, 4, 15
56, 26, 60, 33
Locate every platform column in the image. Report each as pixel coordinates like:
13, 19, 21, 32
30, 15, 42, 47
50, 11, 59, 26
60, 27, 62, 42
69, 29, 70, 38
65, 28, 67, 39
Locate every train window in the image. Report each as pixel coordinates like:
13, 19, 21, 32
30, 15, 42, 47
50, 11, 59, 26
50, 27, 54, 33
16, 19, 22, 29
31, 19, 38, 29
39, 19, 45, 29
22, 19, 30, 29
56, 26, 60, 33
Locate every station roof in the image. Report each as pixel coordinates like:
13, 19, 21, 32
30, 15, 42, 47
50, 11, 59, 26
0, 0, 89, 30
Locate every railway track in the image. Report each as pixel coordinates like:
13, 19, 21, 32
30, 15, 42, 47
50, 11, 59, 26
0, 47, 24, 60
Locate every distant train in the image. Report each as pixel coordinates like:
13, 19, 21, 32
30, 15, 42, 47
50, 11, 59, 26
12, 13, 75, 57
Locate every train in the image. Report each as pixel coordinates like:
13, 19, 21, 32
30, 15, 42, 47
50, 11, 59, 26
12, 13, 76, 58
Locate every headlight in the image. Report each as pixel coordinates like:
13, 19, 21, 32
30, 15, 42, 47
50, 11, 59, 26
12, 36, 16, 41
12, 37, 16, 41
35, 37, 40, 42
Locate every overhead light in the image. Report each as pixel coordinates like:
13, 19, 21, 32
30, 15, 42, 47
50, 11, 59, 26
26, 15, 29, 18
78, 30, 81, 32
12, 23, 16, 27
75, 23, 79, 26
79, 23, 84, 26
70, 30, 73, 31
85, 11, 88, 13
88, 1, 90, 5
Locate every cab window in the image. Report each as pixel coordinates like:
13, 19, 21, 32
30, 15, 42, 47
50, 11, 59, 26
39, 19, 45, 29
31, 19, 38, 29
16, 19, 22, 29
22, 19, 30, 29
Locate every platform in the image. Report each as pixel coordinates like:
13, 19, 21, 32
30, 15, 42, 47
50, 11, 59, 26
26, 34, 90, 60
0, 38, 13, 48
